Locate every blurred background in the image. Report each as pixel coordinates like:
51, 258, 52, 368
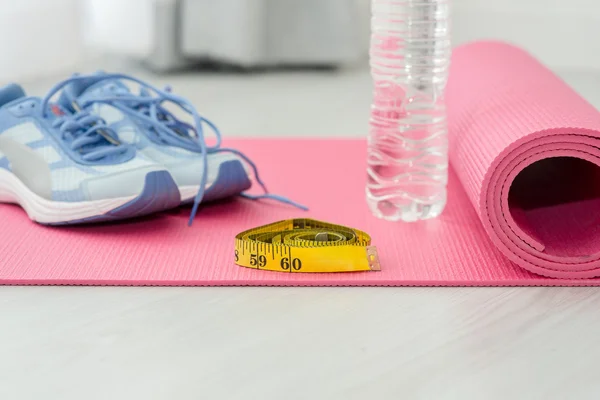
0, 0, 598, 136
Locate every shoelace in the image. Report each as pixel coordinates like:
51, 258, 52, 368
49, 73, 308, 225
126, 86, 199, 143
50, 111, 127, 161
40, 88, 127, 162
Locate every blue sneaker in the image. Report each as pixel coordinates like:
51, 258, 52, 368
56, 73, 307, 225
0, 82, 181, 225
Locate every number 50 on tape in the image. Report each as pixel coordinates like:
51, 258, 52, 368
234, 219, 381, 273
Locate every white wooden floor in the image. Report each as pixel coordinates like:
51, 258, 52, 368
2, 66, 600, 400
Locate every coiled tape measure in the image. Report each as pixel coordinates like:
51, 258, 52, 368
234, 219, 381, 273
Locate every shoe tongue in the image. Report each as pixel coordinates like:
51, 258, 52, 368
57, 77, 130, 112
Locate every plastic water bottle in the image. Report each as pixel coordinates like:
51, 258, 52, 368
366, 0, 451, 222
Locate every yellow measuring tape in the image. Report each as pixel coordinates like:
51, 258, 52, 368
234, 218, 381, 273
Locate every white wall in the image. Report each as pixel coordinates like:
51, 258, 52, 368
452, 0, 600, 70
0, 0, 84, 83
356, 0, 600, 70
1, 0, 598, 83
84, 0, 157, 58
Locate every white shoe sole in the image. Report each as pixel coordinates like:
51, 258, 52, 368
0, 169, 138, 224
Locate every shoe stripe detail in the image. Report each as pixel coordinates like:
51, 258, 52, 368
27, 138, 57, 149
33, 146, 62, 163
0, 156, 9, 170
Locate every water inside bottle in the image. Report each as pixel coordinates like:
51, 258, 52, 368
366, 0, 451, 222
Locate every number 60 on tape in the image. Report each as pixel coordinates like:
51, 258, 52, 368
234, 218, 381, 273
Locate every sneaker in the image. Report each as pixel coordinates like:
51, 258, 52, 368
0, 82, 181, 225
56, 73, 307, 224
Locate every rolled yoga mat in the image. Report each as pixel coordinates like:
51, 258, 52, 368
448, 41, 600, 278
1, 40, 600, 286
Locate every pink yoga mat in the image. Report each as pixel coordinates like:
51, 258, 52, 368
449, 41, 600, 278
1, 41, 600, 286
